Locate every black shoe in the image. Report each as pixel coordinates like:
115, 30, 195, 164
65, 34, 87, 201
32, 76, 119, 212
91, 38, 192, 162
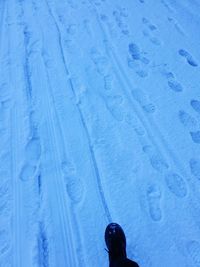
105, 223, 127, 261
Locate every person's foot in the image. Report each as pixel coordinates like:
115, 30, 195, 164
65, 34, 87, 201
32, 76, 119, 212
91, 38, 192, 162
105, 223, 127, 261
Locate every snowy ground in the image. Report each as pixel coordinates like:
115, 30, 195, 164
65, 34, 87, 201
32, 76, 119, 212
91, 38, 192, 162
1, 0, 200, 266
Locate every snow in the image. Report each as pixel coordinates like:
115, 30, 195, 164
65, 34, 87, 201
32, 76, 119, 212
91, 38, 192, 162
1, 0, 200, 266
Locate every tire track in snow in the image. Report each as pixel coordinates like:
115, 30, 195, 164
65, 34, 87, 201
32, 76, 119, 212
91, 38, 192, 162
44, 0, 112, 223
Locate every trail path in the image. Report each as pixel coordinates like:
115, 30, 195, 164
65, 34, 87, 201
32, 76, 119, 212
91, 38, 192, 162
1, 0, 200, 266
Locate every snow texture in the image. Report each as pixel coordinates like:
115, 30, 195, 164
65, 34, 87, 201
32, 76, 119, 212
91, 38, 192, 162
1, 0, 200, 266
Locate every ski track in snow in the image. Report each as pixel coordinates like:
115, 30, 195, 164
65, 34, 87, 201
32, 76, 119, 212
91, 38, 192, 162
2, 0, 200, 266
26, 2, 80, 266
44, 0, 112, 222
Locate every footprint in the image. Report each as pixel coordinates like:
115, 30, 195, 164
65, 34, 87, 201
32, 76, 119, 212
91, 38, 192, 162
149, 154, 169, 172
191, 99, 200, 114
161, 69, 175, 79
66, 24, 77, 35
187, 240, 200, 266
102, 16, 118, 38
141, 57, 150, 65
135, 69, 148, 78
178, 110, 197, 130
32, 1, 38, 12
25, 137, 41, 164
149, 24, 157, 31
143, 32, 161, 46
62, 161, 84, 204
168, 17, 185, 36
168, 79, 183, 92
42, 50, 53, 68
113, 9, 129, 35
150, 36, 161, 46
161, 68, 183, 92
100, 14, 108, 22
190, 131, 200, 144
121, 29, 129, 36
119, 7, 128, 18
128, 43, 149, 77
142, 29, 149, 37
142, 18, 148, 24
65, 177, 84, 204
146, 184, 162, 221
142, 17, 157, 31
61, 161, 76, 176
20, 164, 38, 181
178, 49, 198, 67
129, 43, 141, 60
104, 75, 113, 91
90, 48, 109, 75
131, 89, 156, 114
190, 158, 200, 181
143, 145, 169, 173
83, 19, 93, 36
125, 114, 146, 136
142, 19, 161, 46
127, 58, 140, 69
113, 10, 120, 19
165, 172, 187, 198
142, 103, 156, 113
94, 1, 102, 6
161, 0, 174, 12
105, 95, 124, 121
69, 0, 78, 8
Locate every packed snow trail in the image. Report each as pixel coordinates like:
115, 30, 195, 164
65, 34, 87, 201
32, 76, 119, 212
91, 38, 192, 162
1, 0, 200, 266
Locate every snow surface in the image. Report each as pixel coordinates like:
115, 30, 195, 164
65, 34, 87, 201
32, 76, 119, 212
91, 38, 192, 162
1, 0, 200, 266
